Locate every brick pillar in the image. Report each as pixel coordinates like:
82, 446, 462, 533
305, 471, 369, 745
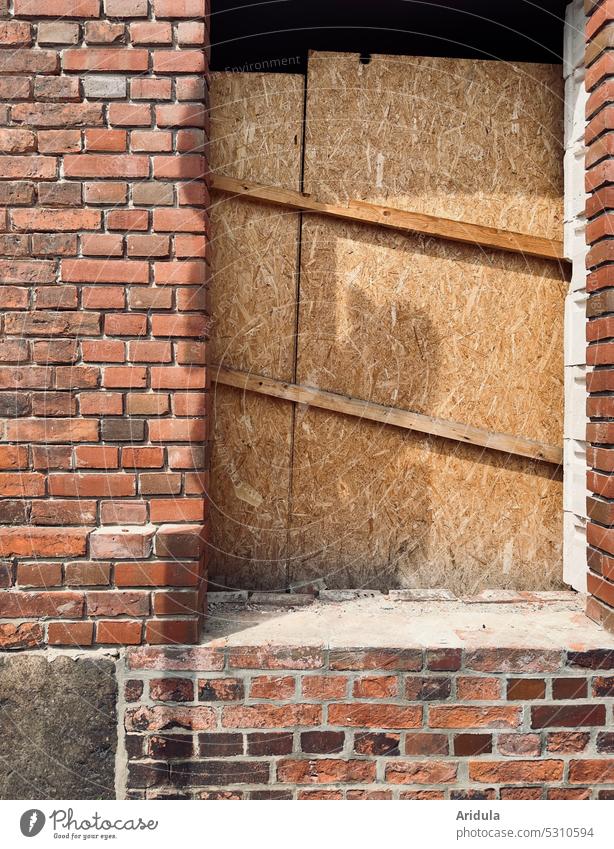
0, 0, 209, 648
586, 0, 614, 631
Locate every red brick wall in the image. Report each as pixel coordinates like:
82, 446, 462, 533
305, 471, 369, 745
122, 645, 614, 799
0, 0, 209, 648
586, 0, 614, 633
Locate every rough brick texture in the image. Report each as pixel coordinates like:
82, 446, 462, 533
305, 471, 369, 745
586, 1, 614, 634
0, 0, 209, 647
122, 645, 614, 799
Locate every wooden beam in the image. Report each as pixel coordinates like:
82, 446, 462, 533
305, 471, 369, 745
212, 174, 567, 263
213, 365, 563, 466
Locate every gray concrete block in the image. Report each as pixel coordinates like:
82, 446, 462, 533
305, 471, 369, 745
0, 655, 117, 799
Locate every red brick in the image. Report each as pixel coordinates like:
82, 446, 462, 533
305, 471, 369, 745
63, 48, 148, 71
107, 209, 148, 230
100, 501, 147, 525
130, 21, 172, 44
329, 649, 423, 671
0, 129, 35, 153
75, 446, 119, 469
464, 649, 561, 673
127, 235, 170, 257
0, 20, 31, 45
568, 760, 614, 783
108, 103, 152, 126
127, 646, 224, 671
16, 562, 62, 588
125, 705, 215, 731
153, 590, 198, 616
84, 128, 127, 151
48, 621, 95, 646
497, 733, 541, 757
385, 761, 457, 784
328, 703, 422, 729
531, 704, 606, 728
302, 675, 348, 699
198, 677, 244, 701
277, 759, 375, 785
0, 591, 83, 618
153, 208, 206, 232
82, 341, 125, 363
12, 103, 103, 127
31, 500, 97, 525
96, 620, 142, 645
0, 446, 29, 470
106, 0, 147, 15
87, 591, 149, 617
104, 313, 147, 336
122, 447, 164, 468
249, 676, 295, 700
153, 0, 206, 16
64, 154, 148, 179
177, 22, 205, 44
82, 233, 124, 256
154, 260, 207, 285
222, 704, 321, 729
32, 446, 73, 469
49, 473, 135, 497
63, 259, 149, 284
507, 678, 546, 699
403, 733, 448, 756
15, 0, 99, 14
0, 527, 88, 557
547, 732, 590, 753
457, 677, 502, 700
353, 675, 398, 699
82, 286, 125, 309
115, 561, 200, 587
145, 619, 199, 645
428, 706, 521, 728
90, 525, 154, 558
152, 315, 208, 337
64, 562, 111, 586
0, 622, 44, 650
469, 760, 564, 783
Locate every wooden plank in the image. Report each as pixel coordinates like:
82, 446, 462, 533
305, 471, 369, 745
212, 174, 566, 262
213, 365, 563, 466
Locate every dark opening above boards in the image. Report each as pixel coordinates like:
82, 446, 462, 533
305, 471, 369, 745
209, 0, 567, 73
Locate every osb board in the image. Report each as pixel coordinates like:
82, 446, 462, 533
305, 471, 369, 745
296, 217, 566, 444
288, 52, 564, 590
209, 384, 291, 590
303, 52, 564, 238
288, 407, 563, 593
208, 74, 303, 587
208, 72, 304, 376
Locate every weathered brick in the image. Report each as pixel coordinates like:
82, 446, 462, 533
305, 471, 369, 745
470, 760, 564, 784
277, 759, 375, 785
0, 591, 83, 618
429, 706, 521, 729
0, 527, 88, 557
531, 704, 606, 728
222, 704, 321, 729
385, 761, 457, 785
244, 732, 291, 756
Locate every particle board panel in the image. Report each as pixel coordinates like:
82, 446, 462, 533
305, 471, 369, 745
208, 73, 303, 587
303, 52, 564, 238
288, 407, 563, 593
210, 384, 292, 590
209, 72, 304, 377
288, 52, 564, 589
296, 216, 566, 444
